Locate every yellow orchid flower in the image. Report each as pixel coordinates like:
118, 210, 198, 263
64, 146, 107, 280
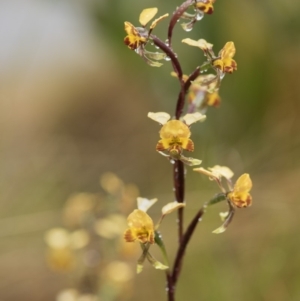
213, 42, 237, 74
227, 173, 252, 208
196, 0, 215, 15
148, 112, 205, 155
124, 21, 147, 50
124, 209, 155, 244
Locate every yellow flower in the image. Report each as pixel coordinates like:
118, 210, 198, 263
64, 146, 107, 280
124, 22, 147, 50
148, 112, 205, 156
206, 92, 221, 107
124, 209, 155, 244
227, 174, 252, 208
213, 42, 237, 74
196, 0, 215, 14
158, 120, 194, 154
124, 8, 168, 52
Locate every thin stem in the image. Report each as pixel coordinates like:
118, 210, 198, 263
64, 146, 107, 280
151, 35, 183, 79
168, 0, 194, 47
173, 160, 185, 242
166, 271, 175, 301
172, 206, 205, 284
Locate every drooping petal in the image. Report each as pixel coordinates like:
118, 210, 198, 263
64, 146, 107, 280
162, 202, 185, 215
144, 49, 167, 60
180, 155, 202, 166
139, 8, 158, 26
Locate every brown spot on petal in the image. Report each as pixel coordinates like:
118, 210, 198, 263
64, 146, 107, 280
156, 140, 166, 151
184, 139, 194, 152
124, 229, 135, 242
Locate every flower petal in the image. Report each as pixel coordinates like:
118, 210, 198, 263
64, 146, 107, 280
182, 38, 213, 51
150, 13, 169, 30
208, 165, 234, 180
180, 155, 202, 166
220, 41, 236, 59
139, 8, 158, 26
137, 197, 158, 212
162, 202, 185, 215
148, 112, 171, 125
234, 174, 252, 193
182, 112, 206, 125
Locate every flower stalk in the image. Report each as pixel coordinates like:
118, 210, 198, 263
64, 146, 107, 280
122, 2, 252, 301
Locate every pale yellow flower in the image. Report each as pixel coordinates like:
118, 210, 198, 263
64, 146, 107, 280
124, 8, 168, 51
148, 112, 205, 155
213, 42, 237, 74
227, 174, 252, 208
124, 21, 147, 50
124, 209, 155, 244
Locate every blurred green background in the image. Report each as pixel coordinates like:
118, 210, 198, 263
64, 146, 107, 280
0, 0, 300, 300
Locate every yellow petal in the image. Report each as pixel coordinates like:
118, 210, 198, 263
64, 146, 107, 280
148, 112, 171, 125
162, 202, 185, 215
125, 209, 155, 244
182, 38, 213, 51
124, 21, 137, 35
196, 1, 214, 14
234, 173, 252, 193
127, 209, 153, 229
220, 41, 236, 59
150, 13, 169, 30
159, 120, 191, 139
137, 197, 158, 212
139, 8, 158, 26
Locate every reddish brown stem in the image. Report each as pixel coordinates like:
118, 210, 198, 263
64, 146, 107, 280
173, 160, 185, 242
172, 206, 205, 284
168, 0, 194, 47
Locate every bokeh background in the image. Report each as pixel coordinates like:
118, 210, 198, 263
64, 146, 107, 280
1, 0, 300, 300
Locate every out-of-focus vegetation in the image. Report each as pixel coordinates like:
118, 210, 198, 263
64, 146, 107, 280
0, 0, 300, 300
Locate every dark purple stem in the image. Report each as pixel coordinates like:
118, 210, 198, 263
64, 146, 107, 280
172, 206, 205, 284
173, 160, 185, 242
166, 272, 175, 301
151, 35, 183, 79
168, 0, 194, 47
